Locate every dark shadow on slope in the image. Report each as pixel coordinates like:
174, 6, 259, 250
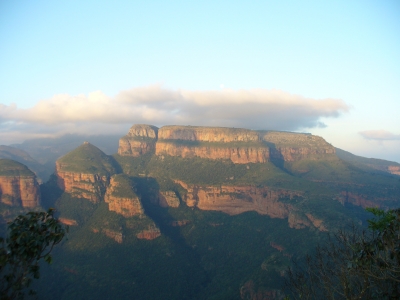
263, 141, 293, 175
132, 177, 211, 298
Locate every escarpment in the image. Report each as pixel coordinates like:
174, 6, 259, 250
118, 124, 158, 156
0, 159, 40, 207
261, 131, 336, 161
56, 142, 118, 202
118, 125, 335, 164
175, 180, 328, 231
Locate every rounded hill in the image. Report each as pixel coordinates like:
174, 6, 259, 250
56, 142, 118, 175
0, 159, 35, 176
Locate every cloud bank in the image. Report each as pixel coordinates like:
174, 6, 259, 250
0, 85, 349, 144
359, 130, 400, 141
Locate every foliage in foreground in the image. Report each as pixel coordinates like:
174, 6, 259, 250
284, 208, 400, 299
0, 209, 68, 299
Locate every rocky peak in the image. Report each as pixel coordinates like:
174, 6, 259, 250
56, 143, 118, 202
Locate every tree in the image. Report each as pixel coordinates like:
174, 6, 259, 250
284, 208, 400, 299
0, 209, 68, 299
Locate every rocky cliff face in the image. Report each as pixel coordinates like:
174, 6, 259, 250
118, 124, 158, 156
155, 141, 270, 163
158, 126, 261, 142
0, 159, 40, 207
118, 125, 334, 164
55, 142, 117, 202
175, 180, 328, 231
176, 180, 293, 216
261, 131, 336, 161
56, 168, 109, 202
104, 175, 144, 217
158, 191, 180, 207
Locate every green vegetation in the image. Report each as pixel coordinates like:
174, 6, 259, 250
285, 208, 400, 299
57, 143, 119, 175
0, 159, 35, 177
0, 209, 67, 299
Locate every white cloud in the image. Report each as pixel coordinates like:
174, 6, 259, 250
359, 130, 400, 141
0, 84, 349, 144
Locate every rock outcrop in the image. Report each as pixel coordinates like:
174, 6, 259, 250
175, 180, 329, 231
158, 191, 180, 207
118, 124, 335, 164
388, 166, 400, 176
56, 142, 117, 202
118, 124, 158, 156
155, 141, 270, 163
0, 159, 40, 207
136, 225, 161, 240
104, 174, 144, 217
261, 131, 336, 161
176, 180, 297, 217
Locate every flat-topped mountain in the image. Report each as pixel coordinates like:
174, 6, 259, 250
119, 124, 335, 164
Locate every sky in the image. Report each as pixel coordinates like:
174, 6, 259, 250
0, 0, 399, 162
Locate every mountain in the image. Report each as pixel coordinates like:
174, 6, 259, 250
11, 134, 121, 182
0, 159, 40, 208
1, 124, 399, 299
0, 145, 47, 183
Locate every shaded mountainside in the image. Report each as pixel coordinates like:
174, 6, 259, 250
2, 124, 400, 299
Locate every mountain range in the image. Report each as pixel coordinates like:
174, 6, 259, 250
1, 124, 399, 299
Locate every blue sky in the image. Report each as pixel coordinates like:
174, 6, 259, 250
1, 0, 399, 162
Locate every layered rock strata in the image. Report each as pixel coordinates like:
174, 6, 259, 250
56, 170, 109, 202
176, 181, 293, 217
0, 159, 40, 207
118, 124, 158, 156
176, 180, 328, 231
55, 142, 117, 202
104, 175, 144, 217
118, 125, 335, 164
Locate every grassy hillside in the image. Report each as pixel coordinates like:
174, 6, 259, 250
57, 142, 120, 175
0, 158, 35, 176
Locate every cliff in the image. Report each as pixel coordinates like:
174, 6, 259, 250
118, 124, 334, 164
104, 174, 144, 217
118, 124, 158, 156
0, 159, 40, 207
261, 131, 336, 161
56, 142, 118, 202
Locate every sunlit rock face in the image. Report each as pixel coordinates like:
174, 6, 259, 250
118, 124, 336, 164
136, 225, 161, 240
0, 159, 40, 208
104, 174, 144, 217
118, 124, 158, 157
55, 142, 117, 202
388, 166, 400, 175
